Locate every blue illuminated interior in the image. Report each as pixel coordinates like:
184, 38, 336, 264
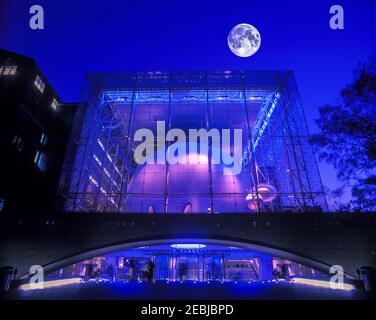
50, 242, 325, 283
62, 72, 327, 213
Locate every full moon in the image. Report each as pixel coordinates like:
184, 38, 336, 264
227, 23, 261, 58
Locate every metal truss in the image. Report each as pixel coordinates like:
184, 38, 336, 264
59, 71, 328, 213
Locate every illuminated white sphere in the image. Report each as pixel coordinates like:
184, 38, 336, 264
228, 23, 261, 58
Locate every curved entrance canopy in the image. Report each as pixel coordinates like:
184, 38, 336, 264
21, 236, 352, 279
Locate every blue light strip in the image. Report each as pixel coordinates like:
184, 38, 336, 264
252, 92, 280, 150
102, 90, 271, 104
170, 244, 207, 249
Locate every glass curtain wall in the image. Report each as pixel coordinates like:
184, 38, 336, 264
61, 71, 327, 213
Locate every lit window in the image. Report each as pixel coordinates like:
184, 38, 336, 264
34, 151, 47, 172
40, 133, 48, 145
12, 134, 24, 151
51, 98, 59, 111
37, 153, 48, 172
34, 151, 40, 164
34, 75, 45, 94
0, 198, 5, 212
0, 65, 17, 76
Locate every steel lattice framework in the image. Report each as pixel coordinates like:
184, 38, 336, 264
58, 71, 327, 213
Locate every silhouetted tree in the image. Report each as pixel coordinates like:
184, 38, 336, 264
310, 57, 376, 211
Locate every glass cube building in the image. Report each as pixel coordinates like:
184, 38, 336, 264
60, 71, 327, 213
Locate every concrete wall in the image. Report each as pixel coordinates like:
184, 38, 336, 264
1, 213, 375, 277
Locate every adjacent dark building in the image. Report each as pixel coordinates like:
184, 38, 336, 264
0, 50, 76, 215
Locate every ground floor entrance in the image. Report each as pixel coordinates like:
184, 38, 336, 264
50, 242, 322, 283
150, 253, 259, 282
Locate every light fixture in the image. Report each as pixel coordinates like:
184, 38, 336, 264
291, 278, 355, 291
148, 96, 161, 100
170, 244, 206, 249
20, 278, 83, 291
184, 96, 196, 100
216, 96, 229, 101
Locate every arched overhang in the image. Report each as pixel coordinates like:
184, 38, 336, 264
20, 234, 354, 279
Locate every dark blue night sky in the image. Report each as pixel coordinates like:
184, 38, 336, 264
1, 0, 375, 204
